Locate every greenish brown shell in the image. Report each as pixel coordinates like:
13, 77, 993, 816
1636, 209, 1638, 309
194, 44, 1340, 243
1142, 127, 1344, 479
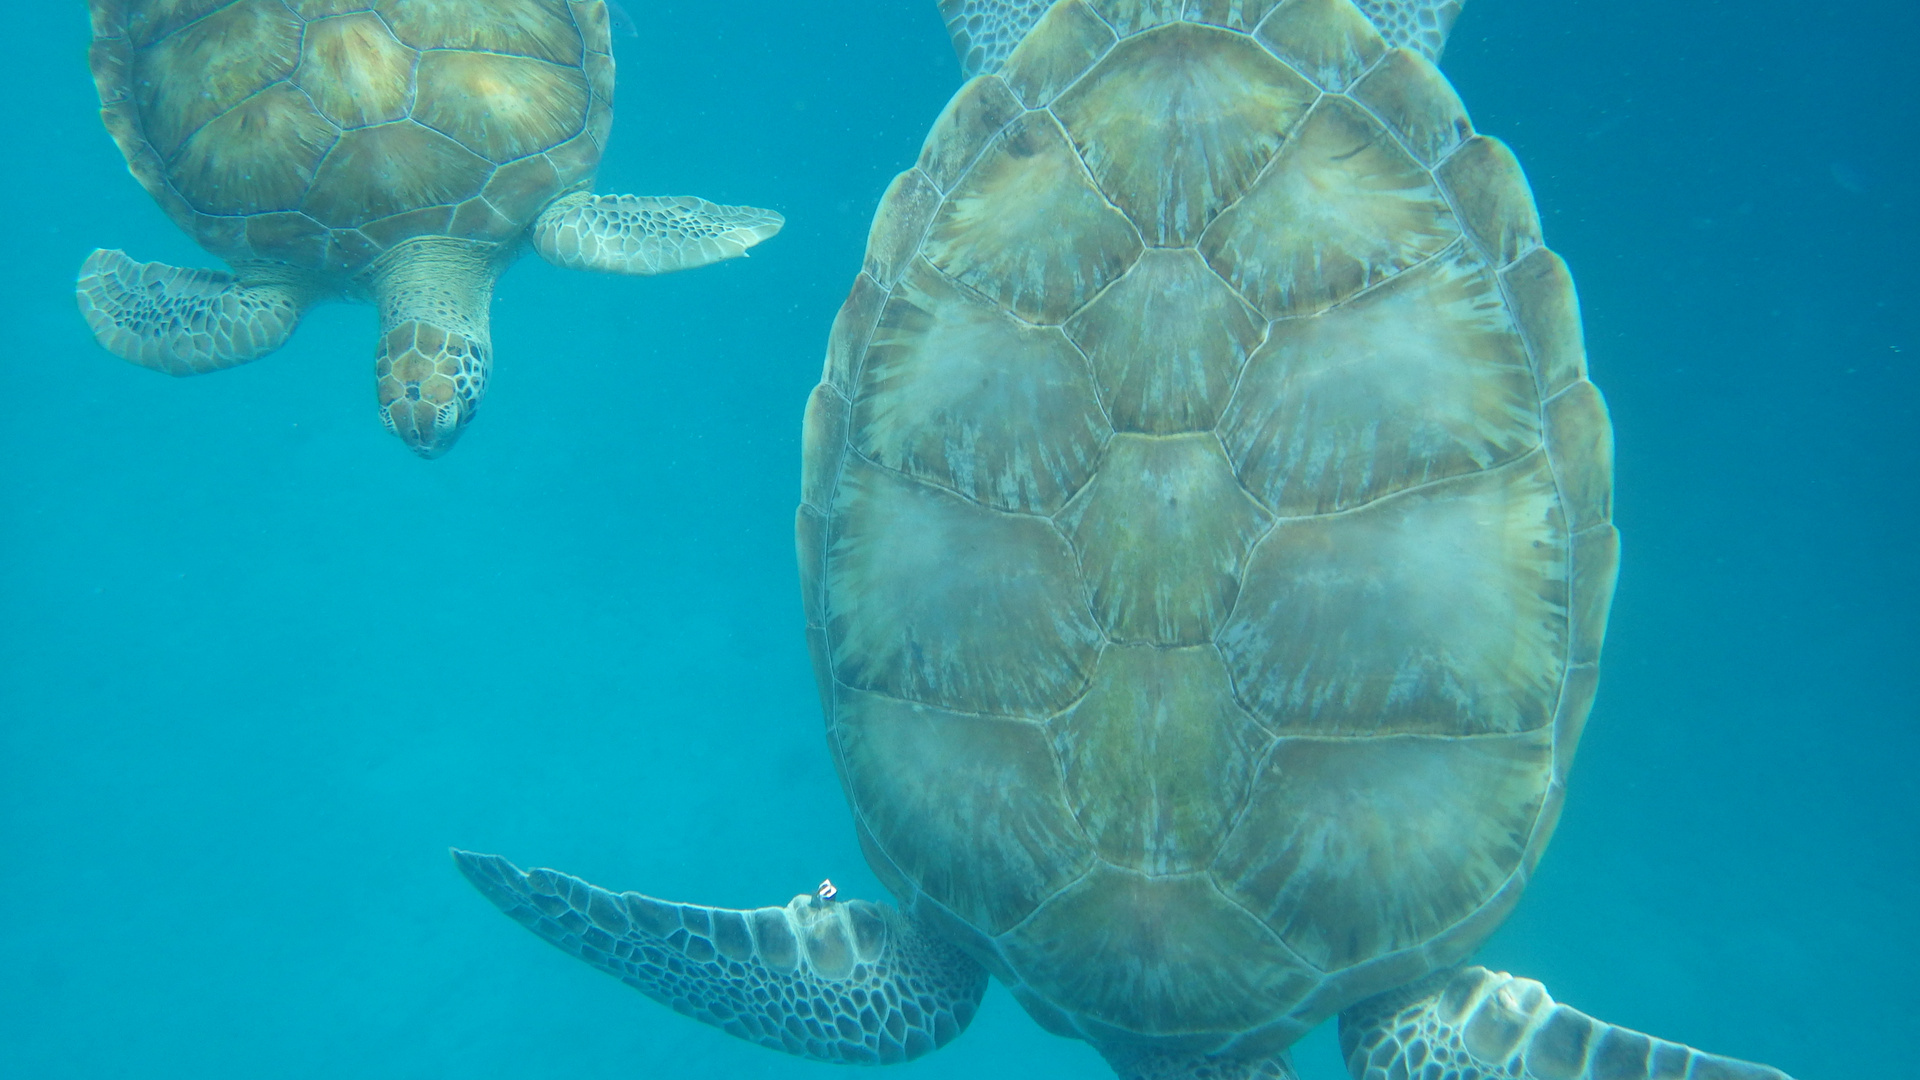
88, 0, 614, 276
800, 0, 1617, 1057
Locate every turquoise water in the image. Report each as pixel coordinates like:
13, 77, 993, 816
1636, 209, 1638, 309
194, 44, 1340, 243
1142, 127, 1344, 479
1, 3, 1911, 1078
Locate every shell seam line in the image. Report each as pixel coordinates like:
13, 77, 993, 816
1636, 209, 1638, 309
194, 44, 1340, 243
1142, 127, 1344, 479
1206, 875, 1325, 977
993, 862, 1098, 942
826, 677, 1063, 727
145, 1, 245, 49
841, 443, 1068, 524
1257, 439, 1547, 525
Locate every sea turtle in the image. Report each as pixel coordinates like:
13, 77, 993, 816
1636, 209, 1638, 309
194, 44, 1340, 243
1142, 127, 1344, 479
77, 0, 782, 457
455, 2, 1799, 1078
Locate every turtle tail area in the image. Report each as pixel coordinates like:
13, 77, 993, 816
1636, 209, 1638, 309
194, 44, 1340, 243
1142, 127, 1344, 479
1338, 966, 1797, 1080
451, 849, 988, 1065
76, 249, 309, 376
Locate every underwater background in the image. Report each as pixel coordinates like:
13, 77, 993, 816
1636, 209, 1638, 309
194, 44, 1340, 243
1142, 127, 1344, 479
0, 2, 1912, 1077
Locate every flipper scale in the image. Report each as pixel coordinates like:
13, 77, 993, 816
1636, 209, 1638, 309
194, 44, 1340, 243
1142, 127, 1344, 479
452, 850, 986, 1065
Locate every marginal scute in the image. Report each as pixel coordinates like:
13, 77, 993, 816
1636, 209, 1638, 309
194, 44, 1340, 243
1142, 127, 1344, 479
1543, 380, 1613, 532
998, 0, 1115, 108
377, 0, 583, 65
796, 504, 827, 628
863, 170, 944, 289
170, 83, 338, 216
825, 458, 1103, 718
835, 688, 1092, 934
1060, 434, 1271, 645
922, 110, 1143, 325
245, 211, 330, 269
543, 130, 601, 189
1552, 662, 1599, 779
285, 0, 379, 15
304, 120, 493, 227
1502, 247, 1587, 399
480, 152, 564, 227
1350, 48, 1471, 165
917, 75, 1024, 191
1086, 0, 1184, 37
1220, 453, 1569, 736
1220, 241, 1539, 516
1000, 866, 1315, 1035
824, 273, 885, 393
1211, 729, 1552, 970
570, 0, 612, 54
1254, 0, 1389, 91
126, 0, 251, 49
852, 260, 1109, 515
1066, 248, 1264, 433
1438, 135, 1542, 268
295, 12, 416, 129
359, 204, 456, 250
806, 626, 834, 718
801, 383, 850, 511
1053, 645, 1270, 872
1056, 23, 1315, 247
1185, 0, 1285, 32
194, 214, 247, 257
414, 50, 590, 163
450, 195, 516, 243
584, 49, 615, 106
326, 227, 381, 274
1569, 524, 1619, 667
1199, 96, 1458, 318
134, 0, 303, 158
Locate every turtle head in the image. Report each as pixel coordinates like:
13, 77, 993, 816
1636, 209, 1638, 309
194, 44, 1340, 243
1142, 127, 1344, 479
375, 318, 488, 459
368, 239, 500, 459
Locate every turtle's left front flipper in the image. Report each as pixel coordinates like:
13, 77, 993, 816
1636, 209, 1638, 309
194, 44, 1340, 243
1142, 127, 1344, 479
452, 850, 984, 1065
76, 249, 312, 375
1340, 966, 1795, 1080
532, 193, 783, 276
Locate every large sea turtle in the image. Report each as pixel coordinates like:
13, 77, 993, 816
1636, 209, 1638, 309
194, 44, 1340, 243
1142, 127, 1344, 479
78, 0, 782, 457
455, 2, 1798, 1078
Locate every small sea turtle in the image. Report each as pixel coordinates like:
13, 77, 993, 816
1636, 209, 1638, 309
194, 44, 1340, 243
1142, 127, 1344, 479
456, 3, 1797, 1078
78, 0, 781, 457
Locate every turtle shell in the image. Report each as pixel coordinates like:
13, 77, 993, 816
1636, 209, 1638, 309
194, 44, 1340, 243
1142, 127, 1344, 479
800, 0, 1617, 1057
87, 0, 614, 276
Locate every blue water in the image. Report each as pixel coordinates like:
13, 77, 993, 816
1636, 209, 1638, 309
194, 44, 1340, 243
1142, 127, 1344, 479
1, 3, 1912, 1078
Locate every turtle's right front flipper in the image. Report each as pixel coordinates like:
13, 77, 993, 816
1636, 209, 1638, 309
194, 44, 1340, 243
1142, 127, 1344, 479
452, 850, 986, 1065
76, 249, 311, 375
1340, 966, 1795, 1080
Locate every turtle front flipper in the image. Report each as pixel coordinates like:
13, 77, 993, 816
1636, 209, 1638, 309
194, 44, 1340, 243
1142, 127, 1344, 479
1339, 967, 1795, 1080
452, 850, 986, 1065
76, 249, 311, 375
531, 193, 784, 276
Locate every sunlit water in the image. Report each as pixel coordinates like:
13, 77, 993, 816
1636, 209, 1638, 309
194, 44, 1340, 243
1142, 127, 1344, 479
1, 3, 1912, 1077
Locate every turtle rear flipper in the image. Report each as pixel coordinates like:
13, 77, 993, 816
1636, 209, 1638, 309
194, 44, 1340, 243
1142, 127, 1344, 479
532, 193, 784, 276
452, 849, 986, 1065
1339, 967, 1795, 1080
76, 249, 309, 375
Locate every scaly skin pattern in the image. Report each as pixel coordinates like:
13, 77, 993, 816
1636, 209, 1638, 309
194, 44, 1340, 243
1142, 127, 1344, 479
453, 851, 988, 1065
75, 249, 307, 374
1339, 967, 1794, 1080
